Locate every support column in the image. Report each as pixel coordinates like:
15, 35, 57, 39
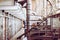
26, 0, 30, 40
26, 0, 32, 40
3, 13, 7, 40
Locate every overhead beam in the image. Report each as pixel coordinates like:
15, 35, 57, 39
48, 13, 60, 18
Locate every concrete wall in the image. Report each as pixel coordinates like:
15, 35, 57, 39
53, 18, 60, 27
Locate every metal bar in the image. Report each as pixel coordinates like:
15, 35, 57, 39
0, 15, 23, 21
26, 0, 30, 40
47, 0, 53, 28
1, 10, 23, 21
27, 20, 42, 21
29, 15, 44, 17
3, 13, 7, 40
47, 0, 52, 6
26, 0, 29, 31
8, 13, 23, 21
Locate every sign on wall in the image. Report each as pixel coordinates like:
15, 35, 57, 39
0, 0, 14, 6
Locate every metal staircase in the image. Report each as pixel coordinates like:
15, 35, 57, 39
17, 13, 60, 40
